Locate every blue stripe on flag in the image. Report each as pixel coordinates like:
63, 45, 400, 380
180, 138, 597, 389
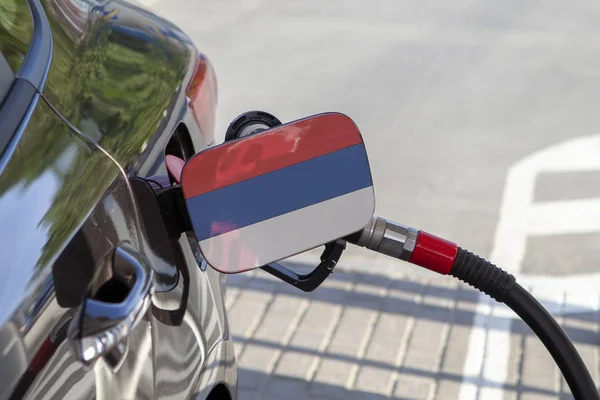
187, 144, 373, 241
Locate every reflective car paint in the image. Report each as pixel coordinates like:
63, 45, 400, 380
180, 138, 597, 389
40, 0, 210, 176
0, 93, 153, 398
0, 0, 33, 72
0, 0, 236, 398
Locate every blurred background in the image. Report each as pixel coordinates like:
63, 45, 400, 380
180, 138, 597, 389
141, 1, 600, 398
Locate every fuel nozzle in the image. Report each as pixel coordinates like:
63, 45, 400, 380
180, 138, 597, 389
351, 217, 417, 261
349, 216, 516, 300
347, 216, 458, 275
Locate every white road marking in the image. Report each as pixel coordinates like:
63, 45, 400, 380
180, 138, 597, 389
479, 300, 514, 399
461, 292, 492, 395
527, 198, 600, 235
459, 134, 600, 400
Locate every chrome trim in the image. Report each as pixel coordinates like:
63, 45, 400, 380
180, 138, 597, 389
354, 216, 418, 261
70, 244, 155, 365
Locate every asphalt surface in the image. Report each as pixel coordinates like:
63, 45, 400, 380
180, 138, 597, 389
139, 1, 600, 398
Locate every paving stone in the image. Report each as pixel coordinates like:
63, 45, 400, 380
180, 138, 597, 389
364, 339, 399, 364
309, 359, 353, 398
310, 274, 355, 304
264, 376, 309, 400
237, 345, 278, 390
501, 389, 519, 400
479, 387, 517, 400
433, 379, 462, 400
394, 375, 434, 399
226, 271, 600, 400
253, 295, 304, 342
370, 312, 413, 346
441, 320, 475, 376
403, 309, 451, 372
227, 289, 273, 340
346, 388, 390, 400
355, 311, 414, 394
275, 350, 315, 380
422, 280, 458, 308
290, 330, 329, 351
384, 286, 423, 314
326, 308, 376, 356
295, 302, 341, 336
563, 291, 599, 385
355, 365, 393, 395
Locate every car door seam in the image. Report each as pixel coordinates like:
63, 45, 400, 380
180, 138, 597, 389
40, 95, 144, 245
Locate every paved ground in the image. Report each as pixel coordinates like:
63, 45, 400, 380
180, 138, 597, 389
140, 0, 600, 398
225, 266, 599, 399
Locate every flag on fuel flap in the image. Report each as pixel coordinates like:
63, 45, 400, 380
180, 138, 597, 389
181, 113, 375, 273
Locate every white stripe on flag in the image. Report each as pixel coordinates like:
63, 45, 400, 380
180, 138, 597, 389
198, 187, 375, 273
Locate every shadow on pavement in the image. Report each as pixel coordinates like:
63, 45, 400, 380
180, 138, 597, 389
227, 263, 594, 399
237, 367, 572, 399
227, 262, 600, 346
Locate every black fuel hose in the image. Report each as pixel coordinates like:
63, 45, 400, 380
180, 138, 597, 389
450, 248, 599, 400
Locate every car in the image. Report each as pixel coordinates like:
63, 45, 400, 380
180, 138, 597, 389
0, 0, 236, 399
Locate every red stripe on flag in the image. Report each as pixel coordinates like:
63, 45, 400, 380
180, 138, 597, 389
182, 113, 363, 199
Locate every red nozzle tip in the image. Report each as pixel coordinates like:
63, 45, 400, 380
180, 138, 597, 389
409, 231, 458, 275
